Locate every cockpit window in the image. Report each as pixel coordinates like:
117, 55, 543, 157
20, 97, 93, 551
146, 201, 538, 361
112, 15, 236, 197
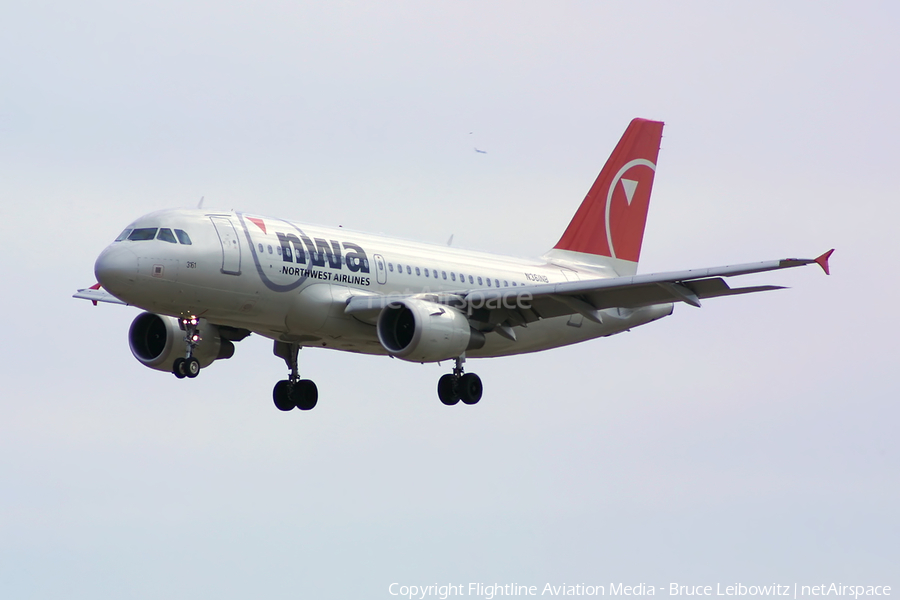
157, 228, 177, 244
128, 228, 158, 241
174, 229, 192, 245
114, 229, 132, 242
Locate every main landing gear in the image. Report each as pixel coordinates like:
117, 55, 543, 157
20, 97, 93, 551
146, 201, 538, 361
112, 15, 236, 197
437, 355, 483, 406
272, 342, 318, 411
173, 317, 201, 379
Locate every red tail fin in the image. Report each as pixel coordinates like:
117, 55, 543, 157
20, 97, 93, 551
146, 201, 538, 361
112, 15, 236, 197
553, 118, 664, 267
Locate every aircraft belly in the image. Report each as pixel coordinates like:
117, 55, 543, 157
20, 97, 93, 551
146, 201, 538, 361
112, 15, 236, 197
284, 283, 378, 342
468, 317, 614, 357
467, 303, 674, 358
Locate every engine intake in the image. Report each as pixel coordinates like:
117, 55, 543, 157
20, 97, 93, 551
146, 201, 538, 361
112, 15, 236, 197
377, 299, 484, 363
128, 312, 234, 372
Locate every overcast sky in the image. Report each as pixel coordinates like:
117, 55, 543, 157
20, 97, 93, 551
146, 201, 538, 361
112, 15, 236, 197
1, 2, 898, 598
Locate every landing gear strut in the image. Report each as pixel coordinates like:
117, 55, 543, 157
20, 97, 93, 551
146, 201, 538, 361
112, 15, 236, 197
172, 316, 202, 379
437, 355, 482, 406
272, 341, 318, 411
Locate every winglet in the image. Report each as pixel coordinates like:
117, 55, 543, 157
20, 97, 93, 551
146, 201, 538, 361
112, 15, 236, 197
815, 249, 834, 275
89, 282, 101, 305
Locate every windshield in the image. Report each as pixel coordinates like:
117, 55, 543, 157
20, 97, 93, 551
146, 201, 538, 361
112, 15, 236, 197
128, 228, 158, 241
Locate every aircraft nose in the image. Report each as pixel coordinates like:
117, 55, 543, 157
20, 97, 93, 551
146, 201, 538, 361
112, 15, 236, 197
94, 244, 138, 292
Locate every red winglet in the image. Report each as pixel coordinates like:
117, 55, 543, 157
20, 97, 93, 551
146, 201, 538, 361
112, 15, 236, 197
814, 249, 834, 275
89, 282, 101, 305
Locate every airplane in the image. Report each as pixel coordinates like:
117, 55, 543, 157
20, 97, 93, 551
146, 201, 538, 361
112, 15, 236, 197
74, 118, 833, 412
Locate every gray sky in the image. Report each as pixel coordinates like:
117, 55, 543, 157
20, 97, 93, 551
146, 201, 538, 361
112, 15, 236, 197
1, 2, 898, 598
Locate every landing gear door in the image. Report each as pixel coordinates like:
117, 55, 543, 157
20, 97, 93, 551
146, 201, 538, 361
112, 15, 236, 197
210, 216, 242, 275
373, 254, 387, 285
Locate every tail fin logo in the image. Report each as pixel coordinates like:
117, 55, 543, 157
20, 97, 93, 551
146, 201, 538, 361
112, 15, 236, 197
552, 118, 664, 266
606, 159, 656, 260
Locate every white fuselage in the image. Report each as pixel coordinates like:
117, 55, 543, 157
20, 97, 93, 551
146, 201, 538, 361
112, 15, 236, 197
95, 208, 672, 359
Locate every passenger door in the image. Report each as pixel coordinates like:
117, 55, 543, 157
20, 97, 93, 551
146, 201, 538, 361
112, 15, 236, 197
210, 216, 242, 275
373, 253, 387, 285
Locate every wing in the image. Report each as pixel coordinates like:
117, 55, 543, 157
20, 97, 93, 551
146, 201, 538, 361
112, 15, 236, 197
345, 250, 834, 329
73, 283, 128, 306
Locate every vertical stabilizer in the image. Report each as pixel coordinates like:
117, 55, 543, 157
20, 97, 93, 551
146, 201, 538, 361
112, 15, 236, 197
546, 118, 664, 276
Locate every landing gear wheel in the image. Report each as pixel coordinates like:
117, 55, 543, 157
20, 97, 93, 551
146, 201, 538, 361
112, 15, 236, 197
438, 374, 460, 405
174, 316, 203, 380
459, 373, 483, 405
173, 358, 187, 379
273, 380, 295, 411
292, 379, 318, 411
272, 342, 319, 412
185, 357, 201, 378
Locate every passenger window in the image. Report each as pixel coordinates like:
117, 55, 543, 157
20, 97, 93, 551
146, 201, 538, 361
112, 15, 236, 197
407, 266, 412, 275
157, 228, 177, 243
398, 264, 403, 273
128, 228, 158, 241
258, 243, 264, 253
469, 275, 474, 284
432, 270, 437, 278
504, 281, 509, 287
442, 271, 447, 280
478, 276, 483, 285
495, 279, 500, 287
460, 273, 465, 282
424, 269, 429, 278
487, 278, 491, 287
276, 246, 282, 255
451, 273, 456, 281
389, 263, 394, 272
513, 282, 517, 286
174, 229, 192, 245
415, 267, 420, 276
114, 229, 132, 242
268, 245, 273, 254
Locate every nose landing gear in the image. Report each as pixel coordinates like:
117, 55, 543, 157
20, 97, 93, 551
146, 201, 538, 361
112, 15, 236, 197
272, 341, 318, 411
437, 355, 483, 406
172, 317, 202, 379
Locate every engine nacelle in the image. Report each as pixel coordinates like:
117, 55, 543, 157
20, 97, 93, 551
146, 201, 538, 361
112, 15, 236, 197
377, 298, 485, 363
128, 312, 234, 372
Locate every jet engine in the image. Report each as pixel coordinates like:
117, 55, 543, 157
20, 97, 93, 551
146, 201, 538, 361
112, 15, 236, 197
128, 312, 234, 372
377, 298, 485, 363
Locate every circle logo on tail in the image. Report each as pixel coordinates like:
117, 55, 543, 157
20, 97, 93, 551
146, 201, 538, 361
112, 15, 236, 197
604, 158, 656, 261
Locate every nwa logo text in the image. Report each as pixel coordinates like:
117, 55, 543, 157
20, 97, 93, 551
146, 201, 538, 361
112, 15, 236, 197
276, 232, 370, 274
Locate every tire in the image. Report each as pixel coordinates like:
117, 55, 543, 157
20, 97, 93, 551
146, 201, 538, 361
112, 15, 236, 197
172, 358, 186, 379
185, 357, 201, 378
438, 374, 460, 406
273, 380, 295, 411
293, 379, 318, 411
459, 373, 483, 405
